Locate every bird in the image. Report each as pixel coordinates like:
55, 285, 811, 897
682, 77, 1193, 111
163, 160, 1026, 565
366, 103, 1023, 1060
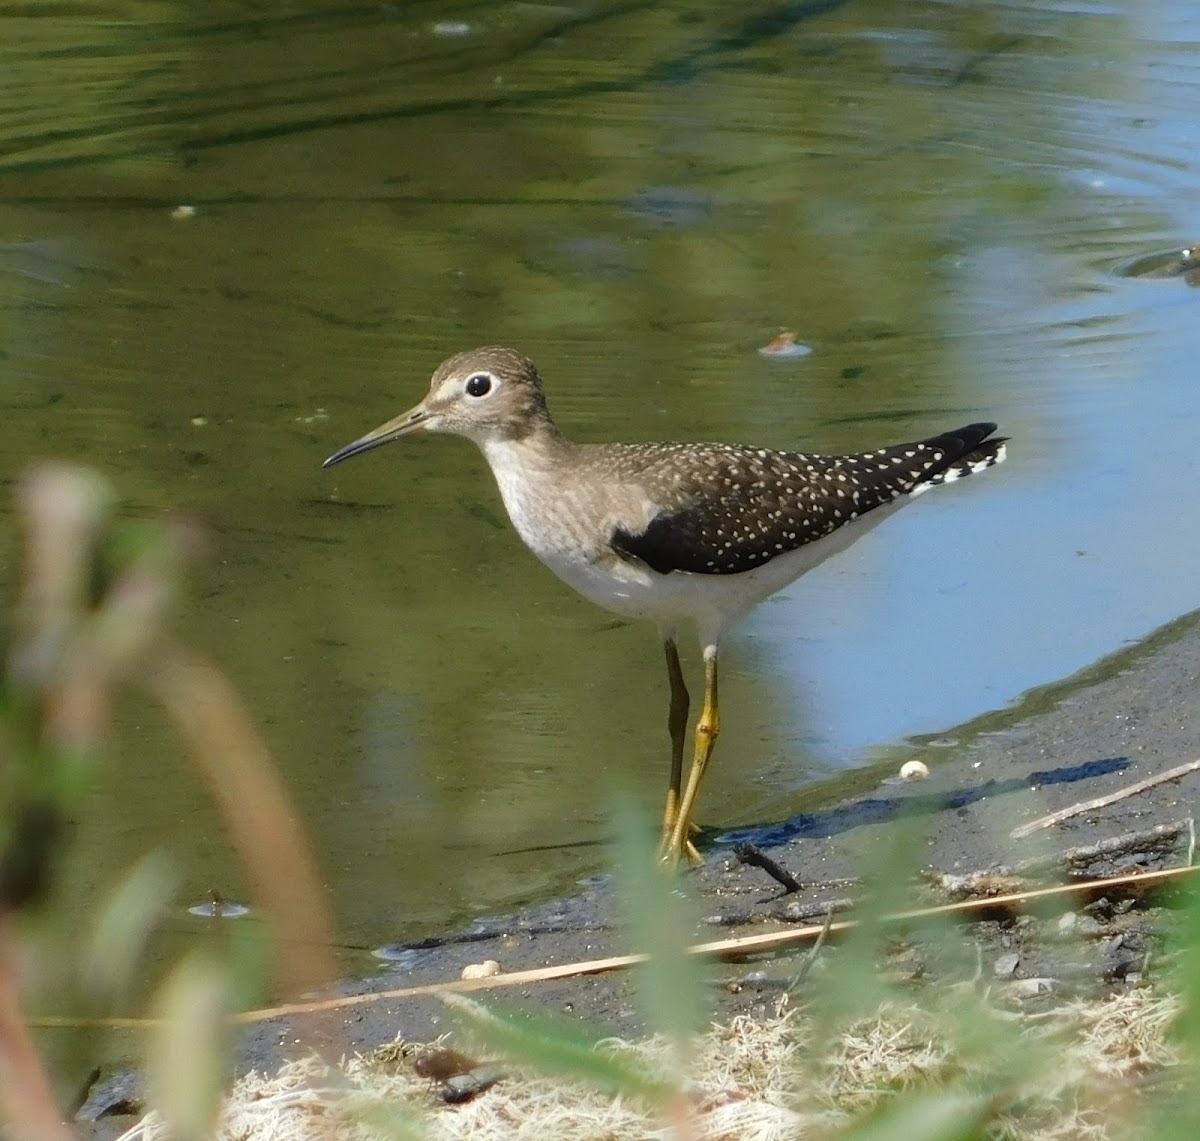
323, 346, 1008, 868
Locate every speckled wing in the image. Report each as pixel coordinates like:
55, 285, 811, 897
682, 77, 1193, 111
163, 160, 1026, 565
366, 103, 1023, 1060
610, 423, 1005, 576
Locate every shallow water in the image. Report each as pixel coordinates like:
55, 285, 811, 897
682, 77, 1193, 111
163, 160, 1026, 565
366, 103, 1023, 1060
1, 0, 1198, 977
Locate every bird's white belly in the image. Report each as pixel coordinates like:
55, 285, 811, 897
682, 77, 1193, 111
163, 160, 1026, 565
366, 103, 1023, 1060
528, 503, 903, 643
537, 545, 689, 621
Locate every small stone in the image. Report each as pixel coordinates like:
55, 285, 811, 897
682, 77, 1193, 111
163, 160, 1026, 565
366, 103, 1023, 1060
76, 1069, 144, 1123
461, 960, 501, 980
1008, 977, 1056, 998
993, 952, 1020, 979
440, 1067, 505, 1103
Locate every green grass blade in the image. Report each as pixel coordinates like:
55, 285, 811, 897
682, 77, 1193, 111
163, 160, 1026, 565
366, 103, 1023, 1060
443, 992, 673, 1104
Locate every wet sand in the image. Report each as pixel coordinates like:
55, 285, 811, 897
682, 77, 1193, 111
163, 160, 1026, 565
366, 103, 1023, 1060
80, 608, 1200, 1125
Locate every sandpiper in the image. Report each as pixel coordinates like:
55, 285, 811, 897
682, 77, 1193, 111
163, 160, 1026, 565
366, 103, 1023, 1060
324, 347, 1007, 868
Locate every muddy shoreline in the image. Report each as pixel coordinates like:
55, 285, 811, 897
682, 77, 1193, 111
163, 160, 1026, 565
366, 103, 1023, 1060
81, 608, 1200, 1126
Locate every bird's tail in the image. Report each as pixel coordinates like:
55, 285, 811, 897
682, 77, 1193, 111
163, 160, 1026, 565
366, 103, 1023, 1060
911, 423, 1008, 494
928, 439, 1008, 486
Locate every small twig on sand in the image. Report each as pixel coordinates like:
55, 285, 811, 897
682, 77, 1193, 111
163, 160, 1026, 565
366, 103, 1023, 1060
1011, 758, 1200, 838
774, 896, 857, 923
933, 821, 1191, 898
734, 842, 803, 893
788, 906, 834, 990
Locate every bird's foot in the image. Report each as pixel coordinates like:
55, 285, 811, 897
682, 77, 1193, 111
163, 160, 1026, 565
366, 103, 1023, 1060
657, 830, 704, 871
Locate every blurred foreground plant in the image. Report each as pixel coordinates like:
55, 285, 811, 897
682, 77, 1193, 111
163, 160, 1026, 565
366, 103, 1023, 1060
445, 797, 705, 1121
0, 464, 337, 1139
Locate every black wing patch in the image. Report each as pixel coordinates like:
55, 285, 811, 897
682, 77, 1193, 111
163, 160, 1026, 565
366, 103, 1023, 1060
610, 423, 1003, 577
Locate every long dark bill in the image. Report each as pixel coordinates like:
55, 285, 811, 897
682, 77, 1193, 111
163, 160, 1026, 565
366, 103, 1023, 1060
322, 404, 428, 468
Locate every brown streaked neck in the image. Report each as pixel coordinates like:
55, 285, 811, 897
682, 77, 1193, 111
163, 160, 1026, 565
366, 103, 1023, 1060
479, 415, 577, 473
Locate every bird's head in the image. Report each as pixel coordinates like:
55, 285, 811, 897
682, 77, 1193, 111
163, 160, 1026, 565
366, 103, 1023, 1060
323, 346, 554, 467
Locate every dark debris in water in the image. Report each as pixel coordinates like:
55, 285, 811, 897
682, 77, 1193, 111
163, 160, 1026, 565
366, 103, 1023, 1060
757, 331, 813, 360
1118, 245, 1200, 286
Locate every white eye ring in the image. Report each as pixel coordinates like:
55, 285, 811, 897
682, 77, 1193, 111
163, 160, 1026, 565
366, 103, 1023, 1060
465, 372, 495, 398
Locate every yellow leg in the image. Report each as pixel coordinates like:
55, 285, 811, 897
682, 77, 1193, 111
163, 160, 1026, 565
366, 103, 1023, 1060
661, 646, 719, 870
659, 635, 689, 848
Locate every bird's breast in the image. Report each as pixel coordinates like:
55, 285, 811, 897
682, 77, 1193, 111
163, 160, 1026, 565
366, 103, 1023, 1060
481, 442, 673, 619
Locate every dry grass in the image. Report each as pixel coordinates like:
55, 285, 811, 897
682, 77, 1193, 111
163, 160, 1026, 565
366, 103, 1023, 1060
111, 988, 1181, 1141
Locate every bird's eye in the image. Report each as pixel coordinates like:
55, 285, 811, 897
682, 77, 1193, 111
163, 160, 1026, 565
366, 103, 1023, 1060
465, 373, 493, 398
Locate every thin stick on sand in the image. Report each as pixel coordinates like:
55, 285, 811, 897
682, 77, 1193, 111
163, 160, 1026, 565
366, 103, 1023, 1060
1011, 758, 1200, 838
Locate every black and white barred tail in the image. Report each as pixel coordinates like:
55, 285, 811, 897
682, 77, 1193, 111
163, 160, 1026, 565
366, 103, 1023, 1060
908, 424, 1008, 498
